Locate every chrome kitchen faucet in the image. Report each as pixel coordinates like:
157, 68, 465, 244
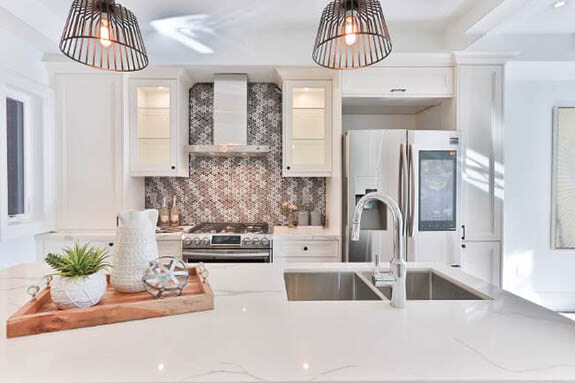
351, 192, 407, 309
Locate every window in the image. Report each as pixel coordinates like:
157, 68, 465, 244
6, 97, 26, 218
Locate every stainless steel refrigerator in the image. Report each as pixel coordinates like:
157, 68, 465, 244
343, 129, 463, 266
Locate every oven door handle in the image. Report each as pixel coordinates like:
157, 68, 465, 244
182, 250, 270, 259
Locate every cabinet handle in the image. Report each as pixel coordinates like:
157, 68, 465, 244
461, 244, 466, 249
390, 88, 407, 93
304, 246, 308, 251
287, 166, 291, 170
171, 166, 176, 170
109, 243, 114, 247
461, 225, 466, 240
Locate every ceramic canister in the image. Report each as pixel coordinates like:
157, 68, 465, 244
111, 209, 159, 293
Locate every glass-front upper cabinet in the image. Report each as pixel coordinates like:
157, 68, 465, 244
283, 80, 332, 177
129, 79, 188, 177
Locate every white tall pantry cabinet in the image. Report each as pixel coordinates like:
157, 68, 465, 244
53, 74, 143, 231
456, 60, 506, 287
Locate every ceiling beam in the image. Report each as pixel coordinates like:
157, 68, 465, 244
443, 0, 534, 50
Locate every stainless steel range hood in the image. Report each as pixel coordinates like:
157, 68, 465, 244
186, 74, 269, 157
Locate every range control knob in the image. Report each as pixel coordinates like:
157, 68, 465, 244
261, 238, 270, 247
242, 238, 252, 246
251, 238, 260, 247
201, 237, 210, 246
183, 237, 193, 246
193, 238, 201, 246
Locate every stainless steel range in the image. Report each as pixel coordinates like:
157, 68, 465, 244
182, 223, 272, 263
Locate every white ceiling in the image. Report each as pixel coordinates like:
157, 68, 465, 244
33, 0, 479, 65
3, 0, 575, 64
495, 0, 575, 34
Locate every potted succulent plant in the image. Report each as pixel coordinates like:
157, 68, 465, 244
45, 243, 111, 310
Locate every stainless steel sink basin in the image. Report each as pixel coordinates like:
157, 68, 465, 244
284, 270, 488, 302
284, 272, 383, 301
372, 270, 488, 301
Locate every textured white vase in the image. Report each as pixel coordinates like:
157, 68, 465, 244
111, 209, 159, 293
50, 271, 107, 310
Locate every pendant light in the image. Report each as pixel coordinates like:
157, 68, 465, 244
313, 0, 392, 70
59, 0, 148, 72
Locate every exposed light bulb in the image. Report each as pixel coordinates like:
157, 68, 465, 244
100, 18, 112, 47
344, 16, 357, 46
554, 1, 567, 8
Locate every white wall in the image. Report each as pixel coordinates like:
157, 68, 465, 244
504, 61, 575, 311
0, 15, 50, 269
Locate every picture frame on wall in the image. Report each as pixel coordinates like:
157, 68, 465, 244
551, 106, 575, 249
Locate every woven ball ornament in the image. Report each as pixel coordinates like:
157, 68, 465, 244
142, 257, 190, 298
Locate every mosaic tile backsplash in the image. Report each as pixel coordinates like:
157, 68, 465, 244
145, 83, 326, 226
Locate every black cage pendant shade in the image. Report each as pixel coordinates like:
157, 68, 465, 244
313, 0, 392, 70
59, 0, 148, 72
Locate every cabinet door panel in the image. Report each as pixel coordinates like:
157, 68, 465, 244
56, 75, 121, 230
342, 67, 454, 97
283, 81, 333, 177
273, 240, 339, 260
129, 79, 180, 176
459, 65, 503, 241
462, 241, 501, 287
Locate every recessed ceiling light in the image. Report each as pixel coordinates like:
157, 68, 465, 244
554, 1, 567, 8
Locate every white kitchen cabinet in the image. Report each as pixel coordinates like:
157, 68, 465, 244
54, 74, 143, 231
157, 241, 183, 259
273, 239, 340, 263
458, 65, 504, 242
283, 80, 333, 177
342, 67, 454, 98
461, 241, 501, 287
128, 78, 189, 177
36, 236, 182, 262
36, 238, 115, 262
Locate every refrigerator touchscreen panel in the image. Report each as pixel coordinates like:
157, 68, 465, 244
419, 151, 457, 231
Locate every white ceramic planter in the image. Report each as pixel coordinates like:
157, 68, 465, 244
50, 271, 107, 310
111, 209, 159, 293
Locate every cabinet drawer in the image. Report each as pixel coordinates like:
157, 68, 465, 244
274, 256, 339, 264
158, 241, 182, 259
342, 67, 454, 97
273, 240, 339, 260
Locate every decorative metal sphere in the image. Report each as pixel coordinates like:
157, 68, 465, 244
59, 0, 149, 72
312, 0, 392, 70
142, 257, 190, 299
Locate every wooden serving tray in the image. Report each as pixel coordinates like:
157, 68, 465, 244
6, 266, 214, 338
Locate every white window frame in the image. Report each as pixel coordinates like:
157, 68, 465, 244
5, 88, 33, 224
0, 72, 54, 242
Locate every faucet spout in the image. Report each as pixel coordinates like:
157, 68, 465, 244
350, 192, 407, 309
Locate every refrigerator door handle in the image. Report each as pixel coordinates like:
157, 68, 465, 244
408, 144, 416, 238
398, 144, 407, 234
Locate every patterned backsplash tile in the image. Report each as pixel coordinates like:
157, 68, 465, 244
145, 83, 326, 226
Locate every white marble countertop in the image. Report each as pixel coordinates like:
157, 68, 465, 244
272, 226, 340, 241
1, 262, 575, 382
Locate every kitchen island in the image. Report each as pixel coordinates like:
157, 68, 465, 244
1, 262, 575, 382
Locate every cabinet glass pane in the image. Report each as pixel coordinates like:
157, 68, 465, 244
292, 140, 325, 165
136, 87, 171, 165
293, 109, 325, 139
293, 88, 325, 109
138, 139, 171, 165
